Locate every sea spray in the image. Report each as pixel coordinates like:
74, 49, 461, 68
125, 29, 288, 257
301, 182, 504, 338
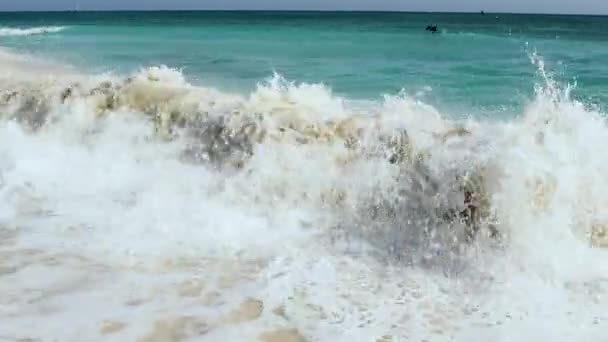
0, 49, 607, 341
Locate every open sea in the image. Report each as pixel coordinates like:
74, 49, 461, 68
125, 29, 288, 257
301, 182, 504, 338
0, 11, 607, 341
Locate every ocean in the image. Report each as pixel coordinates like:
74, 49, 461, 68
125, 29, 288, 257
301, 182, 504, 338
0, 11, 607, 341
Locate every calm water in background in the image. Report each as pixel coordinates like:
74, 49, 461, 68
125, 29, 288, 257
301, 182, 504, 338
1, 11, 608, 116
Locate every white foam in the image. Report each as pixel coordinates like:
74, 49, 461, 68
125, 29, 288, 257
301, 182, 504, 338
0, 51, 606, 341
0, 26, 67, 37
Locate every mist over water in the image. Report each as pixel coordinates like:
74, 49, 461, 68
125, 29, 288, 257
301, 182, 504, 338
0, 16, 607, 342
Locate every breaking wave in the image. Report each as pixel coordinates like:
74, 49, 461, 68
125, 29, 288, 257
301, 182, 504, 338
1, 49, 607, 260
0, 26, 67, 37
1, 48, 607, 341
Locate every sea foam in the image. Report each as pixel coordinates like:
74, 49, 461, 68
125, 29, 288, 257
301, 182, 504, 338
0, 48, 607, 341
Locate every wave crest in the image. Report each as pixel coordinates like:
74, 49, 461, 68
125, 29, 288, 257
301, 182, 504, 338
0, 26, 67, 37
0, 51, 607, 278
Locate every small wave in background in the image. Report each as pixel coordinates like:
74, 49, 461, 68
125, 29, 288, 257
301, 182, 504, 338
0, 26, 67, 37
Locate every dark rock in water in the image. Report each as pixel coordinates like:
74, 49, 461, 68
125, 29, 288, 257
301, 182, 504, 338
425, 25, 438, 33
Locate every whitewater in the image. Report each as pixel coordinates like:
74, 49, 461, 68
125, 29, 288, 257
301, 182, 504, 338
0, 44, 607, 342
0, 26, 67, 37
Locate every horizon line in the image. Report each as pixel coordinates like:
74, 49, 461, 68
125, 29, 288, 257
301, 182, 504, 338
0, 9, 607, 17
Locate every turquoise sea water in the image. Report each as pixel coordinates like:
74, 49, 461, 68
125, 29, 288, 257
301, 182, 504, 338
1, 11, 608, 116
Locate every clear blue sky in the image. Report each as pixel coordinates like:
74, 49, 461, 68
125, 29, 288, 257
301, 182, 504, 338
2, 0, 608, 15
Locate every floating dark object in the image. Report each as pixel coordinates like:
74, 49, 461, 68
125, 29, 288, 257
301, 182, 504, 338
425, 25, 438, 33
481, 10, 485, 15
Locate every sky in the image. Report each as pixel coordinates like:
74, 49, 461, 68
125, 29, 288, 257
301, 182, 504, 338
1, 0, 608, 15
